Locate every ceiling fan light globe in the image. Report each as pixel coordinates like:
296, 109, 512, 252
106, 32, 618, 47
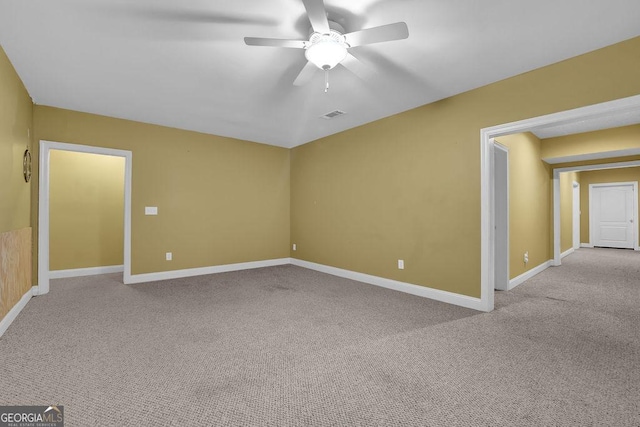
305, 40, 347, 70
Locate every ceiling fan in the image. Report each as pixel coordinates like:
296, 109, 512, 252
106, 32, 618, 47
244, 0, 409, 92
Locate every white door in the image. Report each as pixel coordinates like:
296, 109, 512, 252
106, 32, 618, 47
493, 142, 509, 291
572, 182, 580, 250
590, 183, 636, 249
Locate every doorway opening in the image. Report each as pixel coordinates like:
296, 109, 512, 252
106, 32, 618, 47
480, 94, 640, 312
552, 161, 640, 264
37, 140, 132, 295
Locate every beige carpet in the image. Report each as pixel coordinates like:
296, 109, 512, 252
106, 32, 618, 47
1, 248, 639, 426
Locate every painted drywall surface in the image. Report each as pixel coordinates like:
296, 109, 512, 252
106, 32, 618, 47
0, 46, 33, 322
579, 167, 640, 245
541, 124, 640, 160
0, 46, 32, 234
497, 133, 552, 279
33, 107, 290, 279
560, 171, 580, 253
49, 150, 125, 270
291, 37, 640, 298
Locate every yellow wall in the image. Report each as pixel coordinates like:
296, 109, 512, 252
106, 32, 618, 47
33, 107, 290, 279
579, 167, 640, 244
49, 150, 125, 270
6, 36, 640, 301
541, 124, 640, 160
496, 133, 552, 279
290, 37, 640, 298
0, 45, 33, 322
0, 46, 32, 233
560, 171, 580, 253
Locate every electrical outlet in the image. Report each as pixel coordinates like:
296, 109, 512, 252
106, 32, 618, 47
524, 251, 529, 264
398, 259, 405, 270
292, 243, 297, 251
166, 252, 172, 261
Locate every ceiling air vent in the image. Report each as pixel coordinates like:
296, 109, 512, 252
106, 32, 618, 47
320, 110, 346, 120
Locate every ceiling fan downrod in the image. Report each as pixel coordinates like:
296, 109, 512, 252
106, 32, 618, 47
325, 69, 329, 93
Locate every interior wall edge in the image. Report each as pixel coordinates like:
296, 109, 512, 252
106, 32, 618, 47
0, 286, 33, 338
507, 259, 553, 291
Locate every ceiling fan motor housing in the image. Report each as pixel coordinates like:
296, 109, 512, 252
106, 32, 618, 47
305, 30, 349, 70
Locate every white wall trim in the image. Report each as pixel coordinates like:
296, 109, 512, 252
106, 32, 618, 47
38, 140, 133, 295
580, 243, 594, 248
0, 288, 33, 338
572, 181, 581, 250
291, 258, 485, 312
127, 258, 291, 284
543, 148, 640, 164
553, 160, 640, 174
560, 247, 575, 259
49, 265, 124, 279
508, 260, 552, 291
553, 176, 561, 266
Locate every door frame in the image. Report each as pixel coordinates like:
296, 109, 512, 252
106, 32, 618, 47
480, 93, 640, 312
572, 181, 580, 250
552, 163, 640, 265
588, 181, 638, 249
37, 140, 133, 295
492, 141, 509, 291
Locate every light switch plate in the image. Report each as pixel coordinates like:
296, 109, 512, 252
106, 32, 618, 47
145, 206, 158, 215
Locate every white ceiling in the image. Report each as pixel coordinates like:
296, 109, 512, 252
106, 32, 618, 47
1, 0, 640, 148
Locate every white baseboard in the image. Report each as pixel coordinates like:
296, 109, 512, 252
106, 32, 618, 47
42, 257, 493, 313
561, 247, 575, 259
49, 265, 124, 279
290, 258, 485, 311
581, 243, 640, 251
0, 288, 33, 338
508, 260, 552, 290
126, 258, 291, 284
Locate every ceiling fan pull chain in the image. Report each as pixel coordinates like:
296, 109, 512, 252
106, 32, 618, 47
325, 69, 329, 93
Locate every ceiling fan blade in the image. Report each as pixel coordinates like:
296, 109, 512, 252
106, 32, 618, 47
293, 61, 318, 86
344, 22, 409, 47
302, 0, 330, 34
134, 9, 279, 26
91, 4, 279, 26
340, 53, 375, 80
244, 37, 308, 49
